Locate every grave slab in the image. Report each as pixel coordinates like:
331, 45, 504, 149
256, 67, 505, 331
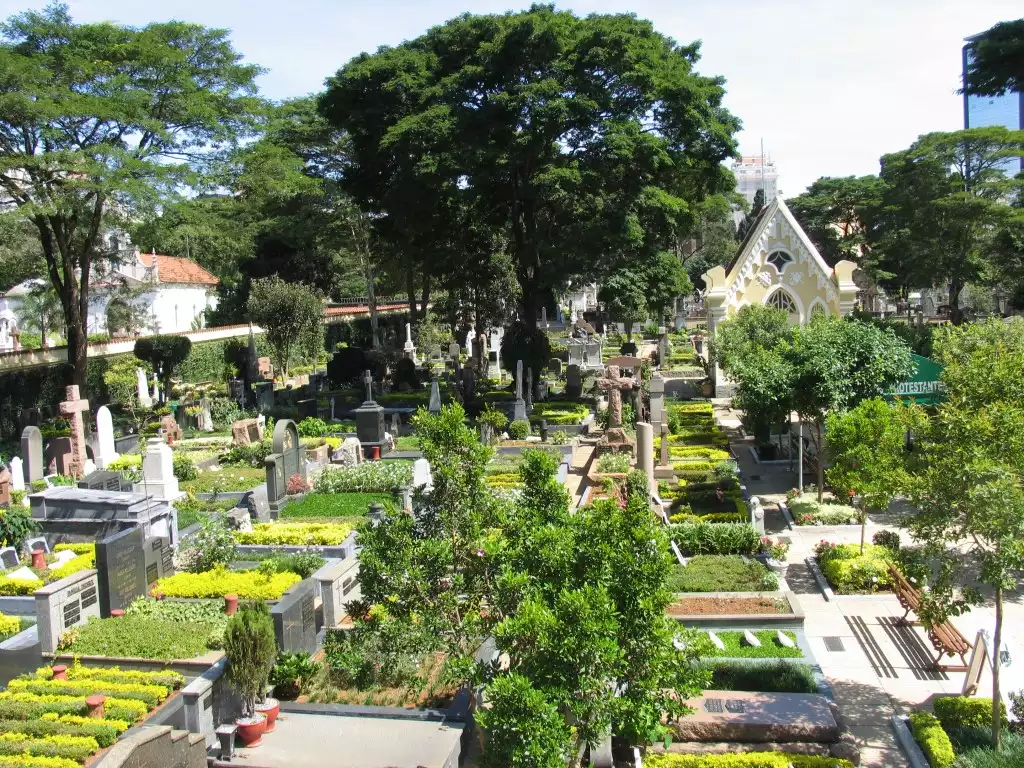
670, 690, 840, 743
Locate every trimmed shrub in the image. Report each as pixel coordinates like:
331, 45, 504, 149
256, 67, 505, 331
872, 530, 901, 551
934, 696, 1007, 732
699, 660, 817, 693
314, 462, 413, 494
816, 543, 895, 594
644, 754, 854, 767
233, 522, 354, 546
172, 454, 197, 481
507, 420, 530, 440
909, 711, 955, 768
155, 567, 301, 600
668, 522, 760, 556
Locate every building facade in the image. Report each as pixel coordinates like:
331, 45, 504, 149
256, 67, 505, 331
963, 36, 1024, 175
731, 155, 779, 208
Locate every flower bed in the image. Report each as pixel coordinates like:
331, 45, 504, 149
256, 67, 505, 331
667, 596, 790, 617
645, 753, 852, 767
814, 542, 895, 594
173, 494, 237, 530
0, 662, 184, 767
155, 566, 301, 600
278, 492, 391, 521
313, 461, 413, 494
788, 493, 858, 526
666, 556, 778, 593
699, 660, 817, 693
667, 522, 760, 556
0, 545, 96, 595
234, 522, 354, 546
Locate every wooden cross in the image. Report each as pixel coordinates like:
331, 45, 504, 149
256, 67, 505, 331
58, 385, 90, 479
595, 365, 636, 430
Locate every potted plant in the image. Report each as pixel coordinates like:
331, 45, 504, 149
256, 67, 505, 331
223, 603, 277, 746
760, 536, 790, 573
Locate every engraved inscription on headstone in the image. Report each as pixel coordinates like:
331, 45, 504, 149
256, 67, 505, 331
80, 584, 97, 610
725, 699, 746, 713
271, 579, 317, 652
0, 547, 19, 570
704, 698, 724, 713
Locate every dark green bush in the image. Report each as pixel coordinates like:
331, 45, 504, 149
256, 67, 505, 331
172, 454, 198, 481
508, 420, 530, 440
699, 660, 817, 693
500, 322, 552, 384
934, 696, 1007, 733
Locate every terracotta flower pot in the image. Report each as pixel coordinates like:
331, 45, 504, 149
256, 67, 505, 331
235, 714, 266, 747
224, 594, 239, 616
254, 698, 280, 733
31, 550, 46, 570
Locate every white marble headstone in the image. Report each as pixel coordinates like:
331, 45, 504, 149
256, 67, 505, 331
412, 458, 433, 491
8, 457, 24, 492
94, 406, 119, 469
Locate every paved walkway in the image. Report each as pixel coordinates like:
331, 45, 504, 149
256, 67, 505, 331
714, 402, 1024, 768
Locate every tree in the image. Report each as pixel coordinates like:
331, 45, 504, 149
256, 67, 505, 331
475, 674, 570, 768
904, 318, 1024, 751
598, 270, 648, 342
825, 397, 927, 552
0, 215, 44, 293
134, 335, 192, 403
787, 318, 913, 500
677, 195, 738, 292
961, 19, 1024, 97
223, 605, 277, 719
863, 128, 1024, 323
787, 176, 881, 266
735, 189, 765, 242
16, 283, 64, 348
321, 6, 739, 328
0, 4, 265, 393
644, 251, 693, 324
246, 277, 324, 379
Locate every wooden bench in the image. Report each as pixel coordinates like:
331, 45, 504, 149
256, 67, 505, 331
888, 566, 972, 671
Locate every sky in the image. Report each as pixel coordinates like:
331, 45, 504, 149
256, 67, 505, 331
1, 0, 1020, 195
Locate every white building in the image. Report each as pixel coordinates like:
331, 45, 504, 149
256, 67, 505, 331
1, 233, 219, 349
731, 155, 779, 208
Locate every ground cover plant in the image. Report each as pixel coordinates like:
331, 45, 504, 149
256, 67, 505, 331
788, 493, 858, 526
667, 522, 759, 556
528, 401, 590, 426
173, 493, 237, 530
0, 544, 95, 594
313, 461, 413, 494
666, 555, 779, 593
698, 660, 817, 693
278, 492, 390, 521
155, 566, 301, 599
57, 614, 219, 661
125, 597, 229, 648
179, 465, 265, 494
234, 522, 354, 546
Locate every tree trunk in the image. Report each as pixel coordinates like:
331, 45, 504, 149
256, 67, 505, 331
949, 278, 965, 325
859, 502, 867, 555
406, 268, 418, 324
815, 421, 825, 502
420, 273, 431, 320
992, 584, 1003, 751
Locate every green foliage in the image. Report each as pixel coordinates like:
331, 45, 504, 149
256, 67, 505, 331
665, 556, 778, 593
124, 597, 228, 649
873, 530, 901, 551
788, 495, 858, 526
223, 606, 277, 717
257, 551, 325, 579
475, 674, 570, 768
269, 651, 317, 700
59, 617, 219, 661
911, 711, 956, 768
507, 420, 530, 440
313, 462, 412, 494
171, 454, 197, 482
176, 515, 237, 573
133, 336, 193, 400
247, 277, 324, 378
477, 404, 509, 437
951, 732, 1024, 768
961, 20, 1024, 97
935, 697, 1007, 732
702, 631, 803, 659
297, 417, 328, 437
787, 176, 880, 266
500, 323, 553, 385
599, 270, 648, 339
645, 754, 853, 768
595, 453, 631, 474
699, 660, 817, 692
0, 508, 38, 551
222, 438, 272, 468
667, 522, 760, 556
816, 542, 895, 593
279, 492, 390, 520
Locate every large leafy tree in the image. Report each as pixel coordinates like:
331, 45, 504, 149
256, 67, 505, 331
787, 318, 914, 500
0, 4, 265, 393
321, 5, 739, 328
678, 195, 738, 292
903, 319, 1024, 751
0, 215, 44, 293
246, 277, 324, 379
961, 19, 1024, 97
863, 128, 1024, 323
787, 176, 881, 266
598, 270, 648, 341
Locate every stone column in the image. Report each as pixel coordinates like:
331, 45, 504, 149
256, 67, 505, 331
636, 422, 655, 495
649, 374, 665, 430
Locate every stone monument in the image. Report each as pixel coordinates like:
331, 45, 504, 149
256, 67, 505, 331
636, 422, 655, 496
595, 365, 636, 454
57, 385, 90, 479
9, 457, 24, 494
266, 418, 304, 516
428, 378, 441, 415
21, 426, 43, 484
403, 322, 418, 363
135, 438, 182, 501
94, 406, 119, 470
354, 370, 387, 460
136, 368, 153, 409
513, 360, 527, 421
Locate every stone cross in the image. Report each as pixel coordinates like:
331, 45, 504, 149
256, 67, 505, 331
362, 370, 374, 405
58, 385, 90, 479
595, 365, 636, 430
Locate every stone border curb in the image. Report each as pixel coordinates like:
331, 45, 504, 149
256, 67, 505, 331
805, 556, 836, 602
891, 714, 931, 768
665, 590, 805, 626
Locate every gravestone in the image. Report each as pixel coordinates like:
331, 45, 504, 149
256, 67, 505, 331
465, 330, 474, 359
660, 423, 670, 467
136, 438, 181, 500
258, 357, 274, 380
0, 547, 19, 570
231, 419, 260, 446
567, 342, 585, 368
565, 364, 582, 398
21, 426, 43, 484
35, 569, 101, 653
525, 368, 533, 411
513, 360, 527, 421
94, 406, 119, 470
354, 371, 386, 459
636, 422, 655, 495
30, 487, 176, 545
649, 374, 666, 430
25, 536, 48, 554
267, 419, 303, 515
136, 369, 153, 409
402, 322, 417, 363
228, 378, 245, 408
584, 340, 603, 370
255, 382, 274, 412
57, 385, 90, 479
45, 436, 74, 477
549, 357, 562, 375
448, 342, 461, 360
412, 458, 432, 491
9, 457, 24, 493
160, 414, 183, 444
94, 527, 148, 617
317, 558, 360, 629
658, 327, 669, 363
271, 579, 318, 652
334, 437, 362, 466
428, 378, 441, 415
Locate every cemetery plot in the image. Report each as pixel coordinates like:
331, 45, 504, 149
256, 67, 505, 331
666, 596, 791, 617
0, 544, 96, 595
527, 400, 591, 426
312, 461, 412, 495
698, 660, 819, 694
0, 662, 184, 765
666, 556, 779, 593
154, 566, 302, 600
692, 630, 804, 660
786, 492, 859, 526
277, 492, 391, 522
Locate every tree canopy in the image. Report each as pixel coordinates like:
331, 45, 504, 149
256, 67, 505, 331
961, 19, 1024, 97
787, 176, 880, 266
246, 276, 324, 378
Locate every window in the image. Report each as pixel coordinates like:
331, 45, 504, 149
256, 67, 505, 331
766, 289, 797, 316
766, 250, 793, 273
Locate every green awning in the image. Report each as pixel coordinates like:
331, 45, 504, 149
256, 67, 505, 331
887, 354, 945, 405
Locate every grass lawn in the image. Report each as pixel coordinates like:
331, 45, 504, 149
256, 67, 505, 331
308, 651, 459, 709
395, 436, 421, 451
174, 497, 237, 530
705, 630, 803, 659
180, 466, 265, 494
280, 492, 393, 521
666, 555, 779, 593
700, 659, 815, 690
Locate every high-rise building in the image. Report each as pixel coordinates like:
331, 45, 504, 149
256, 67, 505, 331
731, 155, 779, 208
963, 33, 1023, 175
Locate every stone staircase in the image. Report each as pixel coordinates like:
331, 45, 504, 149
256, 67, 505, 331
95, 725, 207, 768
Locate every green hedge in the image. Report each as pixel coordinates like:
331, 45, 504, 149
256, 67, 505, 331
909, 711, 955, 768
933, 696, 1006, 732
645, 754, 854, 768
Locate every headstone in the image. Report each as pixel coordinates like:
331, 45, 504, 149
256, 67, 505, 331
329, 396, 336, 422
658, 327, 669, 364
95, 527, 148, 617
334, 437, 362, 466
584, 340, 602, 369
9, 457, 24, 493
525, 368, 533, 411
34, 568, 101, 653
137, 438, 181, 500
228, 378, 245, 408
7, 566, 37, 582
403, 322, 417, 363
428, 378, 441, 415
390, 412, 401, 435
50, 549, 78, 569
777, 631, 796, 648
465, 330, 474, 359
549, 357, 562, 375
448, 342, 461, 360
708, 631, 725, 651
565, 364, 582, 398
45, 436, 74, 477
649, 374, 665, 429
258, 357, 274, 381
231, 419, 261, 446
412, 458, 432, 491
25, 536, 48, 554
93, 407, 119, 470
636, 422, 655, 495
670, 540, 687, 566
255, 382, 274, 412
57, 385, 90, 479
21, 426, 43, 484
0, 547, 19, 569
200, 403, 214, 432
513, 360, 527, 420
354, 371, 386, 459
660, 423, 670, 467
541, 306, 548, 326
567, 342, 585, 368
256, 414, 266, 439
596, 365, 637, 453
743, 630, 762, 647
267, 419, 303, 514
271, 579, 317, 653
136, 369, 153, 409
317, 558, 360, 629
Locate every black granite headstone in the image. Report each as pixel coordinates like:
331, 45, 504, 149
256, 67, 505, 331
95, 527, 147, 617
0, 547, 19, 570
270, 579, 317, 653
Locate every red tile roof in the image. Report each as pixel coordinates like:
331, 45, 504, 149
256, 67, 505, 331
138, 253, 219, 285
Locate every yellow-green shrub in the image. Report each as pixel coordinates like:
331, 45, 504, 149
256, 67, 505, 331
933, 695, 1006, 731
0, 576, 43, 596
41, 663, 183, 691
669, 447, 731, 462
5, 678, 168, 707
909, 711, 954, 768
234, 522, 353, 546
817, 543, 894, 594
0, 614, 20, 637
643, 753, 854, 767
156, 567, 301, 600
0, 754, 81, 768
51, 544, 93, 555
0, 692, 148, 723
49, 552, 95, 581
